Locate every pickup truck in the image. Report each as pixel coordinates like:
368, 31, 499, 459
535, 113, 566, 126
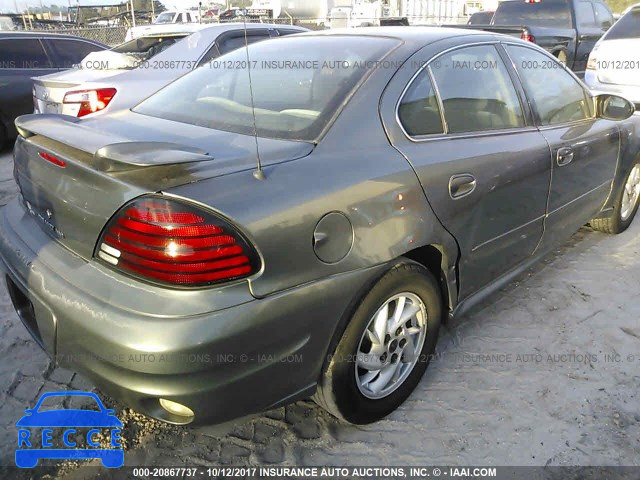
125, 10, 201, 41
461, 0, 615, 74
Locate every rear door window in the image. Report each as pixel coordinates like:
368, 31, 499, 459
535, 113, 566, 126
575, 2, 596, 27
593, 2, 613, 29
429, 45, 526, 133
45, 39, 104, 68
0, 38, 51, 69
398, 72, 444, 137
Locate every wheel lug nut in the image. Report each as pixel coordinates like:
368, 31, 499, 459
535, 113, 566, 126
391, 353, 398, 363
385, 334, 391, 343
395, 327, 402, 336
380, 353, 387, 362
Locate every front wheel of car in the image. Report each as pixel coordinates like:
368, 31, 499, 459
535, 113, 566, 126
314, 261, 442, 424
591, 161, 640, 234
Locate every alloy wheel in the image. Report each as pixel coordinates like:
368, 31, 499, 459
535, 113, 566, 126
355, 292, 427, 399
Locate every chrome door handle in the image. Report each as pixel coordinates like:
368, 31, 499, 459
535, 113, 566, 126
449, 174, 477, 199
557, 147, 574, 167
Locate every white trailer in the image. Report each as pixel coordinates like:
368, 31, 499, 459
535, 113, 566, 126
251, 0, 334, 25
330, 0, 383, 28
400, 0, 467, 24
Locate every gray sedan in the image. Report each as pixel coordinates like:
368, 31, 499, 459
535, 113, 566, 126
1, 27, 639, 426
32, 23, 307, 118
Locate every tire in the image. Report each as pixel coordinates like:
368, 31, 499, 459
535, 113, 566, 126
591, 161, 640, 234
314, 261, 442, 424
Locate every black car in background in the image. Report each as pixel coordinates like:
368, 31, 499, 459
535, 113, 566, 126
0, 32, 107, 146
467, 10, 495, 25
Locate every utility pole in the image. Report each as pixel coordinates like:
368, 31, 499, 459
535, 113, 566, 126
130, 0, 136, 26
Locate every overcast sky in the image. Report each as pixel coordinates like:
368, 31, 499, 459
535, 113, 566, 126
0, 0, 206, 13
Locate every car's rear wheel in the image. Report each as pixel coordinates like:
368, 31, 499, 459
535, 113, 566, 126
591, 161, 640, 234
314, 261, 441, 424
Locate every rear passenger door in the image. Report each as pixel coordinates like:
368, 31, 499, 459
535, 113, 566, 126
381, 43, 552, 298
0, 37, 55, 137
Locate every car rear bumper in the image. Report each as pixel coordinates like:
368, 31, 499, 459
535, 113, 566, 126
0, 198, 384, 424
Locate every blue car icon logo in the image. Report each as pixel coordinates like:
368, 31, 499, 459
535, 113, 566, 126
16, 391, 124, 468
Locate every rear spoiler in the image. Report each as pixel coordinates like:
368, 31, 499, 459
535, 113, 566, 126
15, 114, 213, 172
94, 143, 213, 172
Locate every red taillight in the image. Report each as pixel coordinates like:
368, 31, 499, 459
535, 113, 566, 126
63, 88, 117, 118
96, 196, 260, 287
520, 30, 535, 42
38, 151, 66, 168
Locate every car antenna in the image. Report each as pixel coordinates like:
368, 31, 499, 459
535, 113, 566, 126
242, 12, 266, 180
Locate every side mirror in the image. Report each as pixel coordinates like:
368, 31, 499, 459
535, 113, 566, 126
595, 94, 635, 121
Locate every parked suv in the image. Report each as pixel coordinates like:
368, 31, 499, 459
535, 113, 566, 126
0, 32, 107, 146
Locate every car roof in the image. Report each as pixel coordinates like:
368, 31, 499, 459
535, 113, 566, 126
197, 22, 308, 33
295, 26, 500, 46
0, 30, 106, 44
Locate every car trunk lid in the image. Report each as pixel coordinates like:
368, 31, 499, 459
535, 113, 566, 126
32, 69, 123, 115
13, 113, 314, 260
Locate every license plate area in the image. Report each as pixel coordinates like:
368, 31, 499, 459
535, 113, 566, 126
44, 102, 60, 114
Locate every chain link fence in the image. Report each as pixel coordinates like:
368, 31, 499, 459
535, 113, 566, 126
38, 26, 128, 46
26, 16, 470, 48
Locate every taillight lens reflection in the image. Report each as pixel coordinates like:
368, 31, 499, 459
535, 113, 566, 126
63, 88, 117, 117
96, 196, 260, 287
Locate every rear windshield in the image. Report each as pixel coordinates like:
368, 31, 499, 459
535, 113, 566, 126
110, 35, 187, 67
134, 36, 399, 141
604, 7, 640, 40
492, 0, 572, 28
112, 35, 187, 55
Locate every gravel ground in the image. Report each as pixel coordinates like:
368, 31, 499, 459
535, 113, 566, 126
0, 144, 639, 477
